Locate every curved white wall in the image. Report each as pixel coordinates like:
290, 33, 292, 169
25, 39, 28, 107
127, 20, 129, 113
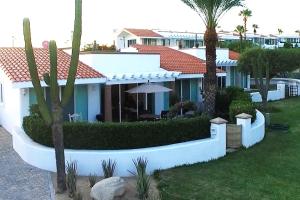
12, 110, 265, 176
12, 122, 226, 176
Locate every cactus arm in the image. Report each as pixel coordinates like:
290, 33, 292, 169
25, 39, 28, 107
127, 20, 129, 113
23, 18, 52, 125
61, 0, 82, 106
49, 40, 60, 105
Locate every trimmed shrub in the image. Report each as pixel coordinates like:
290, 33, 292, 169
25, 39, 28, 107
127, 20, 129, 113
216, 87, 252, 120
229, 100, 256, 123
22, 115, 210, 150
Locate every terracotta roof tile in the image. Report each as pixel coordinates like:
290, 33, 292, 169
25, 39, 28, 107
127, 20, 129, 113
0, 48, 103, 82
133, 45, 207, 74
229, 51, 240, 60
125, 28, 163, 38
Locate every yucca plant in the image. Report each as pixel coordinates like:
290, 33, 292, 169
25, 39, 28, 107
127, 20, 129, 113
66, 161, 78, 198
101, 159, 116, 178
88, 173, 97, 188
133, 157, 151, 200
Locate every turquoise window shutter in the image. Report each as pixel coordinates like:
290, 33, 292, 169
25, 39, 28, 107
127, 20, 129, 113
190, 79, 198, 103
75, 85, 88, 121
29, 88, 37, 105
164, 82, 170, 110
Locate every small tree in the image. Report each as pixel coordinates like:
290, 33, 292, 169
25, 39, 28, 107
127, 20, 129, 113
252, 24, 259, 34
238, 48, 300, 110
23, 0, 82, 192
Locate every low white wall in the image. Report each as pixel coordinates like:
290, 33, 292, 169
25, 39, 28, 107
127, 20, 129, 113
251, 82, 285, 103
12, 121, 226, 176
237, 110, 265, 148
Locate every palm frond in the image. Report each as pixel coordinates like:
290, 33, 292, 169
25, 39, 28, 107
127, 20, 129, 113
181, 0, 244, 28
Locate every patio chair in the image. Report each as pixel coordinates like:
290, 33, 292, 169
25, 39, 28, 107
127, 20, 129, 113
68, 113, 81, 122
160, 110, 169, 119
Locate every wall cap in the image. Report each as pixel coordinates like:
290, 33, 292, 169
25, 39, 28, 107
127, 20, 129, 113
210, 117, 228, 124
236, 113, 252, 119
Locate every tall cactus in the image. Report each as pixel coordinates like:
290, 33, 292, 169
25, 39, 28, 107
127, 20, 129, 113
23, 0, 82, 192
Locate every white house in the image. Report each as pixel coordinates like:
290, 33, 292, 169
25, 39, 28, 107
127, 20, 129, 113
0, 48, 105, 133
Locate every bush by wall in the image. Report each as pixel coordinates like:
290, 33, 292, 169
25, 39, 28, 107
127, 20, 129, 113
216, 86, 252, 120
229, 100, 257, 123
23, 116, 210, 150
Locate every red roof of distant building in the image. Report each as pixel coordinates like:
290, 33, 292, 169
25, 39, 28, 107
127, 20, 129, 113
125, 28, 163, 38
0, 48, 103, 82
229, 51, 240, 60
133, 45, 207, 74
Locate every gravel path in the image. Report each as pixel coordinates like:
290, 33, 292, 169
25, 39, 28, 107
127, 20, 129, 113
0, 128, 53, 200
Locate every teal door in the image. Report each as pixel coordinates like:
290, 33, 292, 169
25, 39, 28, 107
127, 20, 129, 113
75, 85, 88, 121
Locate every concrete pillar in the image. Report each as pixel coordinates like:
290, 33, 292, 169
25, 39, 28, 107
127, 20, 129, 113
88, 84, 100, 122
210, 117, 228, 157
236, 113, 252, 148
104, 85, 112, 122
277, 81, 286, 99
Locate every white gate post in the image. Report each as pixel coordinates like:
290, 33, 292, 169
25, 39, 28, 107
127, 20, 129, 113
277, 81, 286, 99
210, 117, 228, 156
236, 113, 252, 148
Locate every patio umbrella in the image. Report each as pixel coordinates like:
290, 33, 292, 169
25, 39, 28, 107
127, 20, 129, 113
126, 82, 172, 111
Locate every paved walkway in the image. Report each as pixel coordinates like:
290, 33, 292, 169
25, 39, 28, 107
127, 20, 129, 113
0, 128, 53, 200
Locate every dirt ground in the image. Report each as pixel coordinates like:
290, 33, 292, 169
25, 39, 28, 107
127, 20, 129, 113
52, 173, 160, 200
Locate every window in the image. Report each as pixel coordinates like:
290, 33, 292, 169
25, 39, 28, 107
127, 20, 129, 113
127, 39, 136, 47
0, 83, 3, 103
142, 38, 157, 46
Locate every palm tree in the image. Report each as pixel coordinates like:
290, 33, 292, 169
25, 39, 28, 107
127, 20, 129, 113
181, 0, 244, 116
235, 25, 245, 51
239, 9, 252, 40
252, 24, 259, 34
278, 28, 283, 35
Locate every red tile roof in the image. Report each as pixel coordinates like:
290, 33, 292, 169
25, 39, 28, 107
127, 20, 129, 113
125, 28, 163, 38
229, 51, 240, 60
133, 45, 207, 74
0, 48, 103, 82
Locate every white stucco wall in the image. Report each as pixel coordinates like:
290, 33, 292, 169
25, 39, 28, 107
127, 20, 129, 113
12, 121, 227, 176
237, 110, 265, 148
0, 70, 25, 133
251, 82, 285, 103
79, 53, 161, 75
180, 48, 230, 61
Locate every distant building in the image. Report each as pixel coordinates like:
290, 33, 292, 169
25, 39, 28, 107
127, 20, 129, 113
116, 28, 300, 50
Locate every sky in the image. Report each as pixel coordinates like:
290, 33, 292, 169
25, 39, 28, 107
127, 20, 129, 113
0, 0, 299, 47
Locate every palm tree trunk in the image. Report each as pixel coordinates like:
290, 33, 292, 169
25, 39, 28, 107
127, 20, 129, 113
204, 27, 218, 117
51, 103, 66, 193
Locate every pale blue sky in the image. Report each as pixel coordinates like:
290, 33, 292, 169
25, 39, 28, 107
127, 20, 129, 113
0, 0, 299, 47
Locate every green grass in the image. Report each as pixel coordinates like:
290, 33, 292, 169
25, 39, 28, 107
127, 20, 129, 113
156, 97, 300, 200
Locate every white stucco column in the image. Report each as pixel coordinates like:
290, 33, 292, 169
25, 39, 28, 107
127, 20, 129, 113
236, 113, 252, 148
277, 81, 285, 99
88, 84, 100, 122
210, 117, 228, 156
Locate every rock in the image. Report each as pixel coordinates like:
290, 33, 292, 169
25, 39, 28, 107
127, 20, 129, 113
90, 177, 126, 200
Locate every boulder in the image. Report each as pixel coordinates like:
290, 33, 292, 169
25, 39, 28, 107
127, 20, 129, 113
90, 177, 126, 200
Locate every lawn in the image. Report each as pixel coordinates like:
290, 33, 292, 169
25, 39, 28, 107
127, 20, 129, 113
155, 97, 300, 200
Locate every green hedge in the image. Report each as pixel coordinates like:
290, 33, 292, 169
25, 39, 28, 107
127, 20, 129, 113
23, 116, 210, 150
216, 86, 252, 120
229, 100, 257, 123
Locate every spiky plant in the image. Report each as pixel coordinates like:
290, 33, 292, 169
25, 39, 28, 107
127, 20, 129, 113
88, 173, 97, 188
101, 159, 117, 178
181, 0, 244, 116
23, 0, 82, 192
133, 157, 151, 200
66, 161, 78, 198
